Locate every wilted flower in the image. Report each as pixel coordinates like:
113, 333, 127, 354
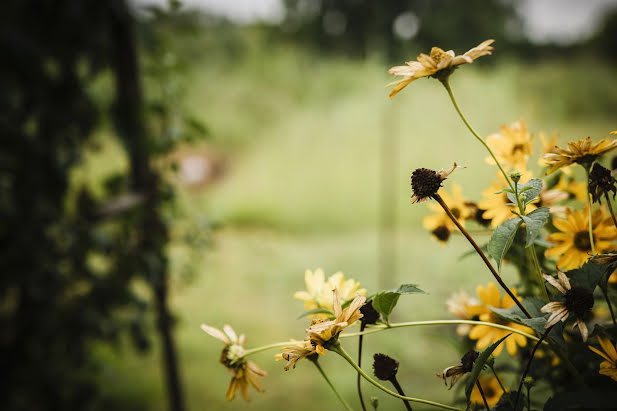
486, 119, 533, 171
541, 270, 594, 341
201, 324, 267, 401
446, 291, 479, 335
588, 163, 617, 204
543, 136, 617, 175
387, 39, 495, 97
359, 299, 380, 326
305, 288, 366, 354
373, 353, 399, 381
467, 283, 533, 356
545, 206, 617, 270
437, 350, 479, 389
277, 340, 318, 371
588, 335, 617, 381
293, 269, 366, 317
410, 163, 460, 203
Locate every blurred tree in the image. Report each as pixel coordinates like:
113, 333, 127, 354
0, 1, 206, 410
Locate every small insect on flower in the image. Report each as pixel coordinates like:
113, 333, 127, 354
387, 39, 495, 97
437, 350, 479, 389
540, 270, 594, 341
201, 324, 267, 401
588, 335, 617, 382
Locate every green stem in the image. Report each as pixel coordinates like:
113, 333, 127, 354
514, 326, 553, 411
331, 343, 464, 411
489, 365, 507, 394
312, 359, 354, 411
440, 78, 513, 191
585, 166, 596, 254
243, 341, 296, 356
601, 286, 617, 329
341, 320, 540, 342
530, 245, 550, 302
475, 380, 491, 411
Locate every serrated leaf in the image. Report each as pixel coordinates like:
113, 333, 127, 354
372, 284, 426, 322
518, 179, 543, 206
520, 207, 549, 247
297, 308, 333, 319
465, 334, 511, 403
488, 218, 522, 271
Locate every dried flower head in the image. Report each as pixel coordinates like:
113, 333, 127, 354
437, 350, 479, 389
589, 335, 617, 381
541, 270, 594, 341
360, 299, 380, 325
543, 136, 617, 175
387, 39, 495, 97
410, 163, 460, 203
201, 324, 267, 401
589, 163, 617, 203
373, 353, 399, 381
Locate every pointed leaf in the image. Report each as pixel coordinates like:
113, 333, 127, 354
394, 284, 427, 295
465, 334, 511, 403
372, 284, 426, 321
565, 260, 612, 291
518, 179, 543, 206
520, 207, 549, 247
488, 218, 522, 271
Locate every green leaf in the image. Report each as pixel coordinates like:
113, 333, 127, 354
518, 179, 543, 206
488, 218, 522, 271
465, 334, 511, 403
520, 207, 549, 247
296, 308, 333, 319
565, 261, 612, 291
372, 284, 426, 321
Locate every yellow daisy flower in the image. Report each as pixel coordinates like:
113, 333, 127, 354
555, 175, 588, 203
470, 376, 502, 407
276, 340, 318, 371
293, 269, 366, 317
306, 288, 365, 355
387, 39, 495, 97
486, 119, 533, 171
589, 335, 617, 381
200, 324, 267, 401
478, 170, 537, 227
543, 136, 617, 175
545, 206, 617, 270
467, 283, 534, 356
423, 183, 471, 244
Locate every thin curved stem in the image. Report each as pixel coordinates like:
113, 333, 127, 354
312, 359, 354, 411
529, 244, 549, 302
585, 167, 596, 254
341, 320, 540, 342
357, 324, 367, 411
434, 194, 532, 318
440, 79, 513, 191
514, 326, 553, 410
601, 286, 617, 329
475, 380, 491, 411
489, 365, 507, 394
331, 343, 464, 411
242, 341, 293, 356
605, 192, 617, 230
390, 377, 413, 411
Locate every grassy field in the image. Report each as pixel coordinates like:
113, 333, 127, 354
85, 44, 616, 410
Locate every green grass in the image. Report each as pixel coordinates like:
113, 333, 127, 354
83, 43, 617, 410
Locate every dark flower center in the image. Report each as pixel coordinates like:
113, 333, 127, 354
373, 353, 399, 381
483, 384, 496, 398
432, 225, 450, 242
512, 143, 526, 154
573, 231, 592, 252
360, 300, 380, 325
564, 286, 594, 318
460, 350, 479, 373
411, 168, 443, 201
475, 208, 491, 226
451, 207, 461, 219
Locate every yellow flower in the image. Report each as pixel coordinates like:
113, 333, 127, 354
277, 340, 318, 371
543, 136, 617, 175
545, 206, 617, 270
555, 175, 587, 203
200, 324, 267, 401
446, 290, 479, 336
486, 119, 533, 171
293, 269, 366, 317
306, 288, 366, 355
387, 39, 495, 97
470, 376, 502, 407
589, 335, 617, 381
423, 183, 471, 244
478, 170, 536, 227
467, 283, 533, 356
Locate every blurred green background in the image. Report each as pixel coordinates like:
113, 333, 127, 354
3, 0, 617, 410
